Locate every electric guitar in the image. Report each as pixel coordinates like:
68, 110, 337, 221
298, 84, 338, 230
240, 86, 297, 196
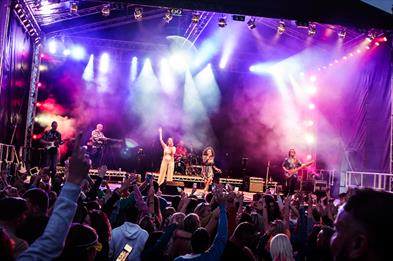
284, 160, 314, 178
45, 138, 70, 150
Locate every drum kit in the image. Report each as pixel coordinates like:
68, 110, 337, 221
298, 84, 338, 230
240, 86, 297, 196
174, 151, 203, 176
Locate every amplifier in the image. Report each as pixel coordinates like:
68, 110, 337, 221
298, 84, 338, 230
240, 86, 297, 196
314, 180, 328, 192
249, 177, 264, 192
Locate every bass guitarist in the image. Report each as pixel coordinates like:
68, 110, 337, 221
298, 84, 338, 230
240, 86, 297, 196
282, 149, 313, 195
41, 121, 63, 182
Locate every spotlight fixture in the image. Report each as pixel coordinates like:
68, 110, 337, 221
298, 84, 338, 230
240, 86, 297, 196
247, 18, 256, 30
163, 9, 173, 23
170, 8, 182, 16
277, 20, 285, 34
192, 13, 200, 24
308, 23, 317, 37
218, 16, 227, 28
101, 4, 110, 17
367, 30, 376, 41
134, 7, 143, 21
70, 2, 78, 14
338, 29, 346, 39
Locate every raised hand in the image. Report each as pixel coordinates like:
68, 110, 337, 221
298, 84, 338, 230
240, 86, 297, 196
158, 127, 162, 133
67, 133, 91, 185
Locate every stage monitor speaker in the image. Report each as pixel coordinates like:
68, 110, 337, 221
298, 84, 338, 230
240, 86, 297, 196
249, 177, 264, 193
163, 181, 185, 195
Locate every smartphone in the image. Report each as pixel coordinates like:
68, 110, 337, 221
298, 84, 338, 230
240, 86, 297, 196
234, 186, 239, 192
177, 187, 183, 193
116, 244, 133, 261
30, 167, 39, 176
193, 183, 197, 189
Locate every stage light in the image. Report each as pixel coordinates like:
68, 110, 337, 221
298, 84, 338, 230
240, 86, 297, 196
70, 2, 78, 14
343, 56, 348, 60
310, 75, 317, 83
170, 8, 182, 16
383, 36, 388, 42
192, 13, 200, 23
218, 16, 227, 28
48, 40, 57, 54
307, 154, 312, 160
101, 4, 110, 17
277, 20, 285, 34
71, 46, 86, 60
36, 102, 43, 107
134, 7, 143, 21
32, 134, 38, 140
308, 103, 315, 110
63, 49, 71, 56
305, 85, 317, 95
247, 18, 256, 30
40, 53, 45, 58
99, 53, 110, 73
375, 42, 380, 46
367, 31, 376, 41
338, 29, 346, 39
307, 120, 314, 127
305, 134, 315, 144
163, 9, 173, 23
308, 24, 317, 37
37, 82, 42, 88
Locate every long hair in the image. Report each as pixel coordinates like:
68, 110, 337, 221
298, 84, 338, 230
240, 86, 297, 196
202, 147, 215, 157
270, 233, 295, 261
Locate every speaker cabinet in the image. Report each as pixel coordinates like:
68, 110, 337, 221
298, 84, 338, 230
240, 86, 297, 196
249, 177, 264, 193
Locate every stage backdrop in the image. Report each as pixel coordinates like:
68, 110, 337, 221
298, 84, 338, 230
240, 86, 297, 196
0, 12, 32, 145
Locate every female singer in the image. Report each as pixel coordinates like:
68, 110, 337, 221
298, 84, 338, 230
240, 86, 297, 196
202, 147, 221, 192
157, 128, 176, 186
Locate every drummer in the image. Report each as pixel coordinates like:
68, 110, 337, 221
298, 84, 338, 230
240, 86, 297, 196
175, 140, 188, 161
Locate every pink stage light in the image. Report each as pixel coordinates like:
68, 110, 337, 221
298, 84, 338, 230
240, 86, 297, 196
37, 82, 42, 87
343, 56, 347, 60
383, 37, 388, 42
305, 134, 315, 144
329, 63, 333, 67
349, 53, 354, 57
40, 53, 45, 58
335, 60, 339, 63
375, 42, 380, 46
310, 75, 317, 82
317, 68, 321, 71
36, 102, 42, 107
365, 46, 370, 50
308, 103, 315, 110
32, 134, 38, 140
307, 154, 312, 160
357, 49, 361, 53
307, 120, 314, 127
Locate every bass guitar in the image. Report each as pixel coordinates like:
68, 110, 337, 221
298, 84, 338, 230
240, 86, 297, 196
284, 160, 314, 178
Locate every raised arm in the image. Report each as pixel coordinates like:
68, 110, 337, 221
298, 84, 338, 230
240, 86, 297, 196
17, 133, 90, 261
158, 128, 166, 149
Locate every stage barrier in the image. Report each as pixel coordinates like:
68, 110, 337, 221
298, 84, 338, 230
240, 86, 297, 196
345, 171, 393, 192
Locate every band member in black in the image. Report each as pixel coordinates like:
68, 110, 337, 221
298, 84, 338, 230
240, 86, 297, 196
89, 123, 107, 168
202, 147, 221, 192
282, 149, 302, 195
41, 121, 62, 181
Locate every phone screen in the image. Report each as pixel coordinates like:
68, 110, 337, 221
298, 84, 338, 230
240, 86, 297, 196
193, 183, 197, 188
177, 187, 183, 193
116, 244, 133, 261
234, 187, 239, 192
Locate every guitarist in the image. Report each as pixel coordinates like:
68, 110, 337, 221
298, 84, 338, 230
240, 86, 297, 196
41, 121, 62, 182
282, 148, 302, 195
89, 123, 107, 168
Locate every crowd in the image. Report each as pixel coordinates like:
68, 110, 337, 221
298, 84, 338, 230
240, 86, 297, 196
1, 135, 393, 261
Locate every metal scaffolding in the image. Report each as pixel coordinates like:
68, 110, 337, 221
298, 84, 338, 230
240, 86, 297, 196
24, 44, 42, 162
